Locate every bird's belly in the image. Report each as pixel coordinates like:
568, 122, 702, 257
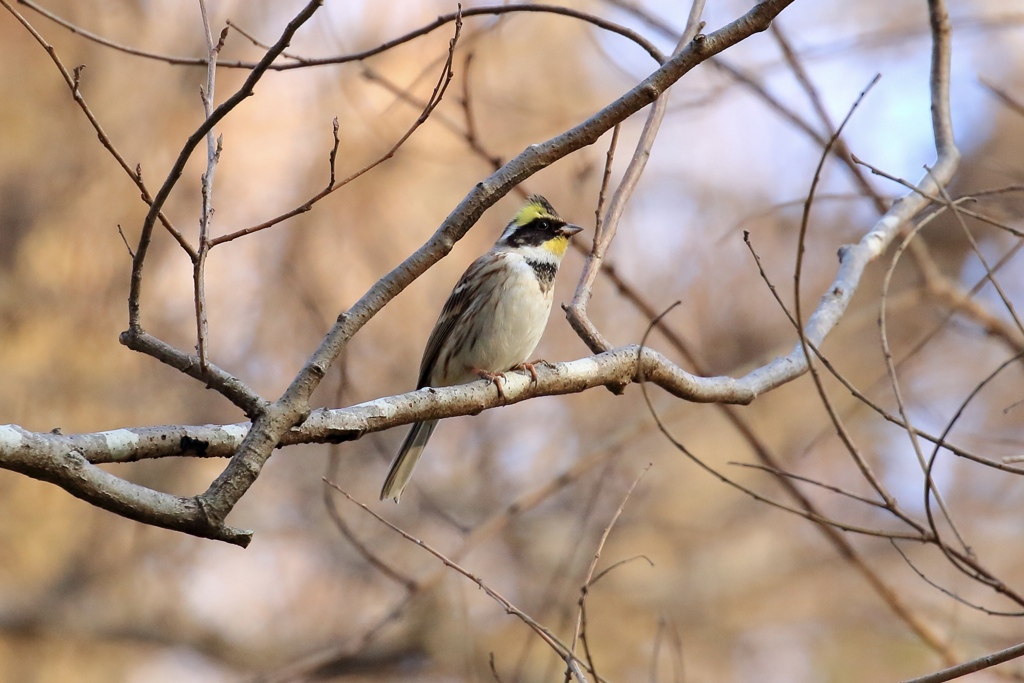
459, 271, 552, 377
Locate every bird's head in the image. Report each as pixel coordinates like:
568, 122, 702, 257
497, 195, 583, 258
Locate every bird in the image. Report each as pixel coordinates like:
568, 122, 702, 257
380, 195, 583, 502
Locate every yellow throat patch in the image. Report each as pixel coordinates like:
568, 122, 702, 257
542, 235, 570, 257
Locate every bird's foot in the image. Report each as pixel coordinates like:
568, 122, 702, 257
512, 360, 547, 384
474, 368, 507, 399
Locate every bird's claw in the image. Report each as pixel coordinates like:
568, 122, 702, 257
517, 359, 555, 384
512, 360, 542, 384
475, 369, 507, 399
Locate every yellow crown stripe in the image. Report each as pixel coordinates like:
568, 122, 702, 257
514, 198, 557, 226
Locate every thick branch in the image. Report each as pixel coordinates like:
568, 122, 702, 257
119, 329, 267, 418
1, 346, 745, 465
0, 425, 251, 546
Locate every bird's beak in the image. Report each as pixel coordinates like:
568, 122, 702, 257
561, 224, 584, 237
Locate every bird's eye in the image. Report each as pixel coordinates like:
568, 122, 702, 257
536, 219, 550, 231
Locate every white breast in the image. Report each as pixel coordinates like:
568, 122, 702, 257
445, 253, 553, 384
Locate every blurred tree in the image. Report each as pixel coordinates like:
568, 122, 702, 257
1, 0, 1024, 681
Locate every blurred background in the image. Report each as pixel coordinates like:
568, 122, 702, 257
1, 0, 1024, 681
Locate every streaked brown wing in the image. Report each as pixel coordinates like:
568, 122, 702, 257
416, 255, 492, 388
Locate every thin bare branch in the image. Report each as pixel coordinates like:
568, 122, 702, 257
565, 2, 705, 355
730, 462, 890, 510
899, 641, 1024, 683
326, 482, 593, 682
921, 351, 1024, 604
118, 329, 266, 417
128, 0, 325, 331
225, 18, 305, 61
569, 464, 650, 675
793, 74, 896, 507
0, 0, 194, 257
195, 0, 225, 371
23, 3, 666, 70
926, 166, 1024, 336
323, 450, 415, 590
979, 77, 1024, 118
891, 542, 1024, 618
210, 15, 462, 246
878, 189, 966, 546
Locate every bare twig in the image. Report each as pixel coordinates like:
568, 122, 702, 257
851, 160, 1024, 238
128, 0, 325, 331
323, 450, 415, 591
225, 18, 306, 61
979, 77, 1024, 118
118, 329, 266, 417
793, 74, 895, 505
591, 555, 655, 586
921, 352, 1024, 605
195, 0, 227, 371
926, 166, 1024, 336
489, 652, 506, 683
0, 0, 194, 257
594, 125, 621, 236
210, 14, 461, 246
878, 184, 969, 548
326, 482, 593, 682
565, 1, 705, 356
23, 3, 666, 70
568, 464, 650, 680
899, 641, 1024, 683
116, 224, 136, 258
730, 462, 892, 510
891, 542, 1024, 617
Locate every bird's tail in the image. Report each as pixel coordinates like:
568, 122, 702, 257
380, 420, 438, 502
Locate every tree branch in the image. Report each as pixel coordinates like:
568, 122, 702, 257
0, 425, 251, 546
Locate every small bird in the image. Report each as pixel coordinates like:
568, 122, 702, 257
380, 195, 583, 502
